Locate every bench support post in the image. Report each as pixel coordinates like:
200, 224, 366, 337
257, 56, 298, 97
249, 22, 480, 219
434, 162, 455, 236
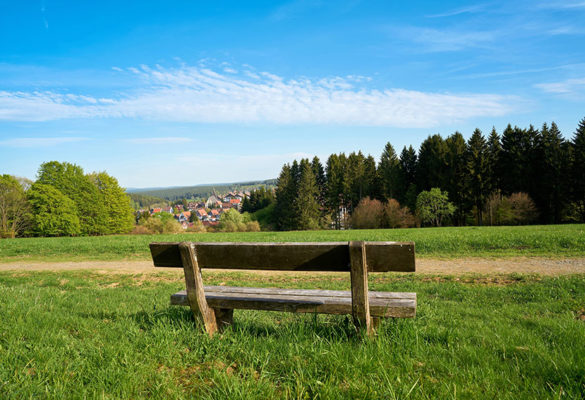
179, 242, 218, 336
349, 241, 374, 336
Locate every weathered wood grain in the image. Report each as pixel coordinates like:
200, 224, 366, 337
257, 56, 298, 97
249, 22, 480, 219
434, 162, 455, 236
349, 241, 373, 335
150, 242, 415, 272
179, 242, 218, 336
170, 288, 417, 318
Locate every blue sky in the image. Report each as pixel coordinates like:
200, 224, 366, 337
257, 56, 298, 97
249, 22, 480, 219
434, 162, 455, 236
1, 0, 584, 188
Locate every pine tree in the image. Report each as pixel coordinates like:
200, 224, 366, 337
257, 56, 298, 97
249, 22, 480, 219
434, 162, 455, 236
378, 142, 401, 200
417, 135, 449, 192
486, 127, 502, 194
534, 122, 567, 223
274, 164, 296, 230
398, 146, 418, 210
363, 154, 379, 200
294, 159, 321, 230
445, 132, 467, 225
571, 118, 585, 221
326, 154, 344, 229
466, 128, 489, 225
311, 156, 326, 207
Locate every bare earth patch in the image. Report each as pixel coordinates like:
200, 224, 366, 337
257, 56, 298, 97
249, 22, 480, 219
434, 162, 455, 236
0, 258, 584, 275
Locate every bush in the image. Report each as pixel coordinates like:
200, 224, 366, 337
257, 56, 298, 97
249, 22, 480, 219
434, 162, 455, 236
384, 199, 415, 228
351, 197, 384, 229
139, 214, 183, 234
131, 225, 152, 235
484, 191, 538, 225
185, 224, 206, 233
246, 221, 261, 232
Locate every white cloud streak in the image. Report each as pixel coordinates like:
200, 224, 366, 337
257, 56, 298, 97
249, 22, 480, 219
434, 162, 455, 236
0, 64, 518, 128
0, 137, 89, 147
534, 77, 585, 95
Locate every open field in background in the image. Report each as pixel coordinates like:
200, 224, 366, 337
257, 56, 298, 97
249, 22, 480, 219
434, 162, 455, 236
0, 270, 584, 399
1, 224, 585, 263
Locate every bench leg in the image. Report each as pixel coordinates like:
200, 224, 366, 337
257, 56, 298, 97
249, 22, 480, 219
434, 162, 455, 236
214, 308, 234, 331
179, 242, 218, 337
349, 241, 374, 337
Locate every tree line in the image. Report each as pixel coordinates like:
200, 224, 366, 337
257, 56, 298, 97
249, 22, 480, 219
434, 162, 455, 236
0, 161, 135, 237
272, 118, 585, 230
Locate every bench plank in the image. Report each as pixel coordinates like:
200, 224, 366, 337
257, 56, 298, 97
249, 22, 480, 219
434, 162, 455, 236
150, 242, 415, 272
170, 287, 416, 318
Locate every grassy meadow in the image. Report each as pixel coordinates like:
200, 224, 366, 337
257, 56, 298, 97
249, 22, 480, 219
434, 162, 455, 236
0, 270, 584, 399
1, 224, 585, 263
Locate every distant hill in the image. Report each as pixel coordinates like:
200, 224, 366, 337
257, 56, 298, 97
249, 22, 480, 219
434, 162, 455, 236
127, 179, 277, 201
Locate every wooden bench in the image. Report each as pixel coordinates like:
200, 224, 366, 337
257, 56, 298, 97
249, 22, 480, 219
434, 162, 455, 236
149, 241, 416, 337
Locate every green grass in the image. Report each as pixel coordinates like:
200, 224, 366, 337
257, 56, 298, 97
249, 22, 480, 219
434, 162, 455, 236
0, 270, 584, 399
1, 224, 585, 263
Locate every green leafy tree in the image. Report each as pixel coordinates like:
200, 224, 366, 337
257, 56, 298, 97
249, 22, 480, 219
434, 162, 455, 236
466, 128, 490, 225
27, 183, 81, 236
0, 175, 31, 238
89, 172, 135, 234
416, 188, 455, 227
36, 161, 107, 235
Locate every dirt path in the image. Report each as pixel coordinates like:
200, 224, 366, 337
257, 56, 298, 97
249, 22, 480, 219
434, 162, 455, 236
1, 258, 584, 275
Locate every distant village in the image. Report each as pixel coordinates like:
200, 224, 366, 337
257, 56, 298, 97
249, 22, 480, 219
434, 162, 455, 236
138, 190, 250, 229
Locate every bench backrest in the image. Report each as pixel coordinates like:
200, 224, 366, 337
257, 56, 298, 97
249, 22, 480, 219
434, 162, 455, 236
150, 241, 415, 272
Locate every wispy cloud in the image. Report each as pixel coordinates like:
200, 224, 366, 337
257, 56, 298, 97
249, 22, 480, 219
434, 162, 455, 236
0, 137, 89, 147
534, 77, 585, 96
0, 63, 518, 128
391, 26, 498, 52
426, 4, 486, 18
124, 137, 193, 144
537, 1, 585, 9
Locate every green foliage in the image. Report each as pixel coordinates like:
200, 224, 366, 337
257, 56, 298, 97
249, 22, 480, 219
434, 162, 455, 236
466, 128, 490, 225
89, 172, 135, 234
0, 175, 30, 238
378, 142, 400, 200
26, 183, 81, 237
274, 164, 297, 231
218, 209, 254, 232
139, 212, 183, 234
36, 161, 107, 235
251, 203, 276, 230
416, 188, 456, 227
294, 159, 321, 230
241, 186, 274, 213
570, 118, 585, 222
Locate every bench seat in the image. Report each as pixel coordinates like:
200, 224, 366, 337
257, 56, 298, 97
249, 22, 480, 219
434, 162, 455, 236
170, 286, 416, 318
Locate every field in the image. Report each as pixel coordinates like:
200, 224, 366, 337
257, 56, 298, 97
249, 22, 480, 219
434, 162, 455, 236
1, 225, 584, 398
1, 224, 585, 263
0, 270, 584, 399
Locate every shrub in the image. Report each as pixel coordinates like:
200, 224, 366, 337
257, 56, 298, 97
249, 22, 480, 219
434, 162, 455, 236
484, 191, 538, 225
508, 192, 538, 225
384, 199, 415, 228
185, 224, 206, 233
131, 225, 152, 235
351, 197, 384, 229
246, 221, 261, 232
